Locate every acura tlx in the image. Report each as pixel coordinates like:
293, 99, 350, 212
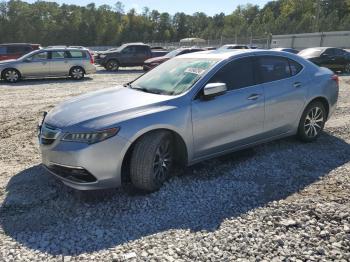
38, 49, 338, 192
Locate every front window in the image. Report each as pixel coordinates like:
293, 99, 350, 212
131, 58, 218, 95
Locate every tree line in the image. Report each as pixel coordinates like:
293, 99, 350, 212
0, 0, 349, 46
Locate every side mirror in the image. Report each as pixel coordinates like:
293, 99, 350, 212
321, 53, 329, 57
203, 83, 227, 98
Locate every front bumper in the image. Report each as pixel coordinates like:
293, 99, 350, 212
40, 133, 131, 190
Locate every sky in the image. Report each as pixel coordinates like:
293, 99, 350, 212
24, 0, 270, 16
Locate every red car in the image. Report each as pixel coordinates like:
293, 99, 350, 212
143, 47, 205, 71
0, 43, 41, 61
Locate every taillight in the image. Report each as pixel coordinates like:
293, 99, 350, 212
88, 51, 94, 64
331, 75, 339, 86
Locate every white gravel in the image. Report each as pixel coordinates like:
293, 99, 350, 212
0, 69, 349, 261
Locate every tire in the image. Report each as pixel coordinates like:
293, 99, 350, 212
105, 60, 119, 71
2, 69, 21, 83
70, 66, 85, 80
297, 101, 326, 142
130, 131, 174, 192
344, 63, 350, 74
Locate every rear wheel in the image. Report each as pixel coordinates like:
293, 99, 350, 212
2, 69, 20, 83
105, 60, 119, 71
130, 131, 174, 192
70, 67, 85, 80
297, 101, 326, 142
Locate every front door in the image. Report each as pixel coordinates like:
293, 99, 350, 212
191, 57, 265, 159
18, 51, 50, 77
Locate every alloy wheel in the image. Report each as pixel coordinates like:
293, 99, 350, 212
5, 70, 19, 82
304, 106, 324, 138
71, 68, 84, 79
153, 140, 172, 184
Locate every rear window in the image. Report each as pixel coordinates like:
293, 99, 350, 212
7, 46, 28, 54
257, 56, 303, 83
68, 51, 86, 58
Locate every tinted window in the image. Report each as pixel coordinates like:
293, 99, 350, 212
334, 48, 345, 56
30, 52, 49, 60
324, 48, 336, 56
7, 46, 26, 54
135, 46, 148, 54
51, 51, 68, 59
258, 56, 291, 83
122, 46, 136, 54
68, 51, 86, 58
289, 59, 303, 76
209, 57, 255, 90
0, 47, 7, 55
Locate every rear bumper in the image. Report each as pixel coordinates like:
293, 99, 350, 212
40, 134, 131, 190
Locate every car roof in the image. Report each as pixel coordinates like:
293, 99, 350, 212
0, 43, 39, 46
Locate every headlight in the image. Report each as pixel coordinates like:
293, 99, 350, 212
99, 54, 106, 58
61, 127, 119, 144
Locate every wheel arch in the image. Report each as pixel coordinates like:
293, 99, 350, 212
69, 65, 85, 74
1, 67, 21, 79
306, 96, 330, 120
120, 128, 188, 184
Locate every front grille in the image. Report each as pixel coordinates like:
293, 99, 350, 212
46, 164, 97, 183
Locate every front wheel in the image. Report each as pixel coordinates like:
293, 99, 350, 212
70, 67, 85, 80
2, 69, 21, 83
297, 101, 326, 142
130, 131, 174, 192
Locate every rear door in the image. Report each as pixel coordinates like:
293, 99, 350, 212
333, 48, 347, 71
49, 50, 71, 76
18, 51, 50, 77
257, 55, 307, 135
191, 56, 265, 158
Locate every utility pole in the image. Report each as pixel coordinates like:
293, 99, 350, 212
314, 0, 321, 32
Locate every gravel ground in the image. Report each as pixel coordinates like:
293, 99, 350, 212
0, 69, 349, 261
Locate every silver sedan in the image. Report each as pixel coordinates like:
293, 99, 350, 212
39, 50, 339, 192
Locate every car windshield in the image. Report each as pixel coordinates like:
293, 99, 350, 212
299, 48, 323, 57
165, 49, 184, 58
131, 58, 218, 95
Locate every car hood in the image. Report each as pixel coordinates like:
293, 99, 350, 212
144, 56, 169, 64
45, 86, 175, 129
0, 59, 16, 65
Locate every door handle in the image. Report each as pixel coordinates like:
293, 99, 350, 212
247, 94, 261, 100
294, 82, 302, 88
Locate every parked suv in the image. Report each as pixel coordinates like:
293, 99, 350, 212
0, 47, 96, 83
0, 43, 41, 61
96, 43, 168, 71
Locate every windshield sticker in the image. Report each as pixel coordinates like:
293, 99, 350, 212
185, 67, 206, 75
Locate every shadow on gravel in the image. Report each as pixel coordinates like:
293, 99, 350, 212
1, 133, 350, 255
0, 77, 93, 87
